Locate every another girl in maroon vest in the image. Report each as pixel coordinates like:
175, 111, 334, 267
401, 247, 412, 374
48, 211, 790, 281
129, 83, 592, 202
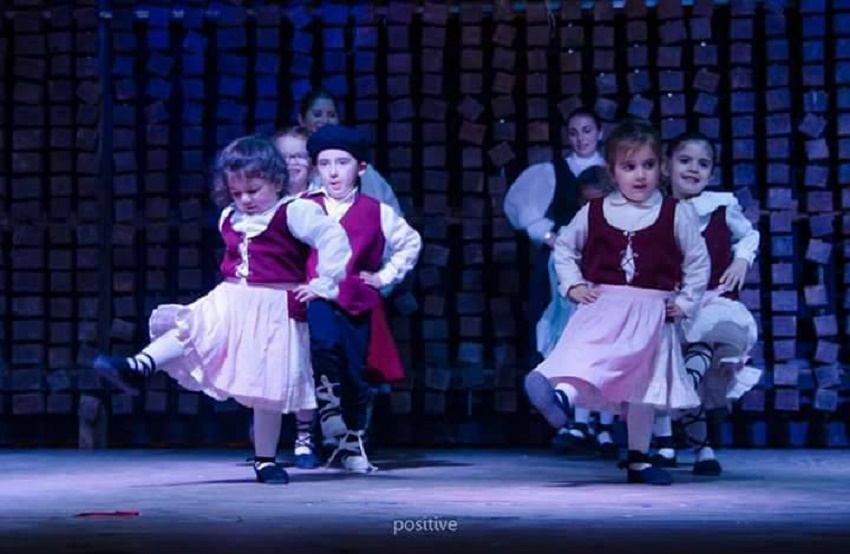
524, 119, 710, 485
303, 125, 422, 473
651, 131, 761, 476
93, 136, 352, 485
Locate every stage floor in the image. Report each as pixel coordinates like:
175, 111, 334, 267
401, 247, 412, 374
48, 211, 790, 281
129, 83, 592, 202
1, 447, 849, 554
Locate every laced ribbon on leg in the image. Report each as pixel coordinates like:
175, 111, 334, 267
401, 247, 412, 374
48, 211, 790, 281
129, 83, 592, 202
315, 374, 346, 437
684, 342, 713, 392
325, 430, 377, 472
680, 342, 714, 450
294, 414, 314, 453
679, 406, 710, 449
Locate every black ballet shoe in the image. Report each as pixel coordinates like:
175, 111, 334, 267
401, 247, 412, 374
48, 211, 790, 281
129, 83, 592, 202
295, 451, 320, 469
650, 451, 678, 468
551, 420, 594, 453
253, 460, 289, 484
598, 441, 619, 460
551, 429, 588, 453
692, 448, 723, 477
626, 464, 674, 485
693, 458, 722, 476
618, 450, 673, 486
92, 355, 140, 396
596, 424, 619, 459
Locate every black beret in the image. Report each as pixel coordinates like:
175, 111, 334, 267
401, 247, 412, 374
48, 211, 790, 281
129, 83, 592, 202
306, 125, 370, 163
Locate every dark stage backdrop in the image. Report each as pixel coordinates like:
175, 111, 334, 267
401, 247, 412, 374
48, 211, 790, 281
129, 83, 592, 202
0, 0, 847, 449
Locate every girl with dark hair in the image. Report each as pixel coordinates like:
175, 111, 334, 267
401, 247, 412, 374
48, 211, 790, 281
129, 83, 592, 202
93, 135, 352, 484
651, 131, 761, 476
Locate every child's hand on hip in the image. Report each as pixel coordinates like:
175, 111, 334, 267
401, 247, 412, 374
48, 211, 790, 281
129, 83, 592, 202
567, 284, 599, 304
294, 284, 319, 303
665, 299, 685, 320
720, 258, 748, 292
359, 271, 382, 289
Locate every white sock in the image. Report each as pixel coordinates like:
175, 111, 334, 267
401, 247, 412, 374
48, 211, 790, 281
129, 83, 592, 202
626, 404, 655, 470
658, 448, 676, 460
129, 330, 184, 374
574, 407, 590, 424
597, 411, 615, 444
696, 446, 716, 462
570, 407, 590, 438
653, 413, 673, 437
653, 412, 675, 458
253, 408, 283, 460
554, 382, 578, 404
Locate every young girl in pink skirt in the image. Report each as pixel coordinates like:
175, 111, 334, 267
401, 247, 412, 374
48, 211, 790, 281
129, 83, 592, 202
524, 119, 710, 485
94, 135, 352, 485
651, 131, 761, 476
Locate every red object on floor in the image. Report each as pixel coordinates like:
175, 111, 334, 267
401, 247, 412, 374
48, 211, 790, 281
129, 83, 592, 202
365, 301, 405, 384
74, 511, 140, 518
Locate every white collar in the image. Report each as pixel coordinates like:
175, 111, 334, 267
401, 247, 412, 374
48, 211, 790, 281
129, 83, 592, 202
685, 191, 737, 217
567, 151, 605, 172
607, 189, 663, 208
233, 196, 290, 217
320, 187, 358, 204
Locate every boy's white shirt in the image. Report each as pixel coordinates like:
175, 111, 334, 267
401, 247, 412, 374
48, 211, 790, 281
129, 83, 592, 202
315, 188, 422, 288
308, 163, 404, 216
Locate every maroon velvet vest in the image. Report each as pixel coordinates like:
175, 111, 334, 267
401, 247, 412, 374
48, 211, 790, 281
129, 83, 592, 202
703, 206, 731, 291
219, 202, 310, 320
702, 205, 737, 299
306, 192, 386, 316
582, 197, 682, 291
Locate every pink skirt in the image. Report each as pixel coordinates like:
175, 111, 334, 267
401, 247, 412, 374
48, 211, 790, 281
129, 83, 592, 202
680, 289, 761, 404
148, 281, 316, 414
536, 284, 700, 414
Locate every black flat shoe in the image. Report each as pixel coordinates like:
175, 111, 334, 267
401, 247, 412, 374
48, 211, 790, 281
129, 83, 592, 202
598, 441, 619, 460
650, 452, 678, 468
254, 461, 289, 484
693, 458, 722, 476
92, 355, 140, 395
626, 465, 673, 485
619, 450, 673, 486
